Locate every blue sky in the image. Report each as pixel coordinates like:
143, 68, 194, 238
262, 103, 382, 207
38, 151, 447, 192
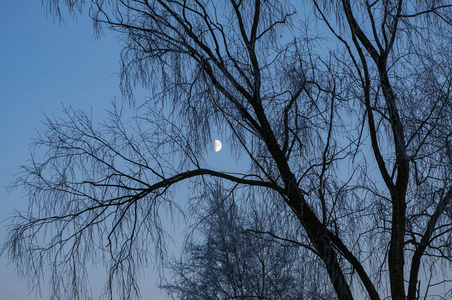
0, 1, 173, 299
2, 2, 450, 299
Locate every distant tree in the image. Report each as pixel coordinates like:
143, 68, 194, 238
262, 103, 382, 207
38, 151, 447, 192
162, 183, 334, 299
3, 1, 452, 300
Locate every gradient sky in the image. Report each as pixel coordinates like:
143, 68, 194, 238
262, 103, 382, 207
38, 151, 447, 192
0, 1, 177, 299
2, 2, 450, 299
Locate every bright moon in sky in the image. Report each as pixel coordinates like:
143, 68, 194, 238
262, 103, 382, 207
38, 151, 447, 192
214, 139, 222, 152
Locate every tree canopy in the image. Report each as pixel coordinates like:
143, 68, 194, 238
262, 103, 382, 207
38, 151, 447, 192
3, 0, 452, 299
162, 183, 334, 299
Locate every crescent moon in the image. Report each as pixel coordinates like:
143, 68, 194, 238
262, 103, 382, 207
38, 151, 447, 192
214, 139, 222, 152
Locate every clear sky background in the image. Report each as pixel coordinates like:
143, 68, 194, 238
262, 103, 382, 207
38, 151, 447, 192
2, 1, 451, 300
0, 1, 185, 299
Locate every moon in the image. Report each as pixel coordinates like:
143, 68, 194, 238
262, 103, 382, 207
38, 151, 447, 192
214, 139, 222, 152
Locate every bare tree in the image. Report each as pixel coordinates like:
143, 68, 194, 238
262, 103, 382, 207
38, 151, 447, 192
2, 0, 452, 299
162, 183, 334, 299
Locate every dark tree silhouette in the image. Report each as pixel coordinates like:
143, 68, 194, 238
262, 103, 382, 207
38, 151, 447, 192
162, 183, 334, 299
2, 0, 452, 299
